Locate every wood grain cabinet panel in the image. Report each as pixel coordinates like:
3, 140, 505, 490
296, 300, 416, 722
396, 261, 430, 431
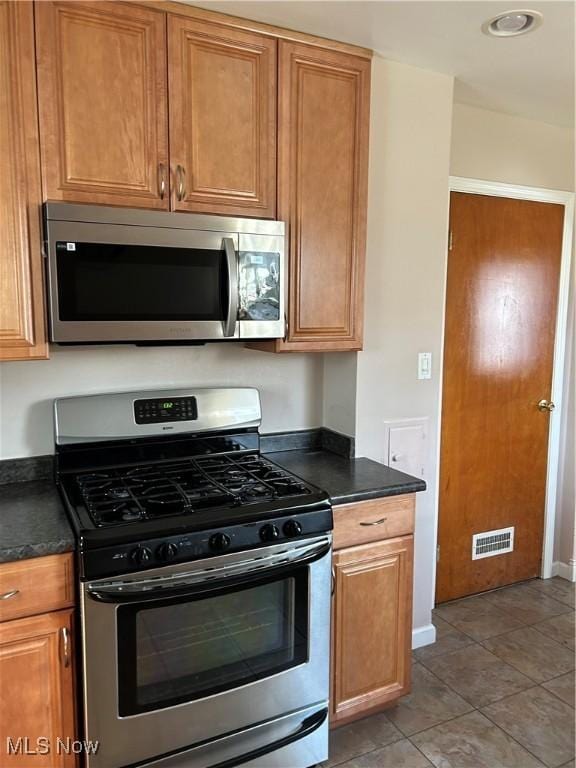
0, 554, 75, 624
273, 42, 370, 351
0, 1, 47, 361
35, 1, 168, 209
331, 536, 413, 725
168, 16, 277, 217
0, 610, 76, 767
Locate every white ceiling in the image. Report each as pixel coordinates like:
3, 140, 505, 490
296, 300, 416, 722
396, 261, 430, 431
187, 0, 575, 128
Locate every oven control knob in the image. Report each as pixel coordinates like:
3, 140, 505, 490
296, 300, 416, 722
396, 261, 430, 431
130, 546, 153, 566
260, 524, 280, 542
157, 542, 179, 562
283, 520, 303, 538
209, 533, 231, 552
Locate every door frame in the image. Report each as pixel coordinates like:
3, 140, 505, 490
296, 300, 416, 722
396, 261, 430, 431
435, 176, 574, 586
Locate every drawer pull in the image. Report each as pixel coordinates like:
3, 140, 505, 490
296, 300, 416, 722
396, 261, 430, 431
0, 589, 19, 600
359, 517, 388, 527
60, 627, 70, 668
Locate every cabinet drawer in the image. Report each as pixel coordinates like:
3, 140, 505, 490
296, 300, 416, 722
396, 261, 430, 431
333, 495, 415, 550
0, 553, 74, 622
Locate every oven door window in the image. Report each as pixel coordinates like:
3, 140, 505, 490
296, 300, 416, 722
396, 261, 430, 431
56, 241, 227, 321
117, 571, 309, 716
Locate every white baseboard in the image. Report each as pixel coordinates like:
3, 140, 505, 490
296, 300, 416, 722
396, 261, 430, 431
412, 623, 436, 650
552, 560, 576, 582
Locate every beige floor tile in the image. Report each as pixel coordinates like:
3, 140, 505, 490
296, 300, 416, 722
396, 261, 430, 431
525, 578, 576, 609
559, 761, 575, 768
414, 616, 476, 661
411, 710, 544, 767
326, 714, 402, 766
482, 686, 575, 767
337, 739, 433, 767
421, 644, 533, 707
386, 664, 473, 736
434, 594, 525, 640
534, 612, 576, 651
482, 626, 575, 682
481, 584, 571, 625
542, 671, 576, 707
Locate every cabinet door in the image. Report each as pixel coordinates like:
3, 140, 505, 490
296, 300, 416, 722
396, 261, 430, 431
0, 1, 47, 361
278, 42, 370, 351
0, 610, 76, 767
35, 1, 168, 209
331, 536, 413, 725
168, 16, 276, 217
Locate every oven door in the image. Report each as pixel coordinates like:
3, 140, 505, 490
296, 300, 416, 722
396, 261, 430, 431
80, 536, 331, 768
46, 220, 241, 343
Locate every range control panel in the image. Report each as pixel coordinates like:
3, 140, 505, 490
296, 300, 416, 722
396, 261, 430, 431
81, 508, 333, 580
134, 396, 198, 425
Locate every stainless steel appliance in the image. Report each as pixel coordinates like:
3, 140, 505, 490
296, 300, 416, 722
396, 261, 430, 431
54, 388, 332, 768
44, 204, 285, 343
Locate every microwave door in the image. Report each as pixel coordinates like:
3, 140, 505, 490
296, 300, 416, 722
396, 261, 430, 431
46, 221, 240, 343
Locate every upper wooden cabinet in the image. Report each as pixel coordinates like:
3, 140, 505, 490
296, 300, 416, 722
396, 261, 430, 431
280, 42, 370, 350
0, 1, 47, 361
35, 1, 169, 209
249, 41, 370, 352
168, 17, 277, 217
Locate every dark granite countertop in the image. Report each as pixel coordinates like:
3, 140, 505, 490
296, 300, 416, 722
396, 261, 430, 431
0, 481, 74, 563
268, 450, 426, 504
0, 444, 424, 564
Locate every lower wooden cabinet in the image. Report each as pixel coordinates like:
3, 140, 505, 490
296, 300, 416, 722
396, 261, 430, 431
331, 531, 414, 725
0, 609, 76, 766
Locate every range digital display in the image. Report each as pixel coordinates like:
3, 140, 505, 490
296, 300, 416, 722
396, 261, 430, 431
134, 397, 198, 425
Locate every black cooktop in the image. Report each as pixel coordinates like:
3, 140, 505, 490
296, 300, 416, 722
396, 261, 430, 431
74, 454, 310, 528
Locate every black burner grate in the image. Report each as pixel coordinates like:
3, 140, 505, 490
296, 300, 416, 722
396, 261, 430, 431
76, 455, 310, 527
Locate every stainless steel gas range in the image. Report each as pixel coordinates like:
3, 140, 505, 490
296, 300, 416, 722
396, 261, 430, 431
54, 388, 332, 768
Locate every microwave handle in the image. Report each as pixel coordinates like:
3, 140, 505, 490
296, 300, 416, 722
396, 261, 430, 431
222, 238, 239, 337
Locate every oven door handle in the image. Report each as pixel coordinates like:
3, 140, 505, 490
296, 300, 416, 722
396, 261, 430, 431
222, 237, 238, 338
87, 539, 331, 604
212, 707, 327, 768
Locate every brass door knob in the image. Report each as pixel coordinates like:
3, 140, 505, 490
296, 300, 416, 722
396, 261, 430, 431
538, 399, 555, 412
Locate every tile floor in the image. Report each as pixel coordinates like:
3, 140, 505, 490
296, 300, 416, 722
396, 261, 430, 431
325, 577, 575, 768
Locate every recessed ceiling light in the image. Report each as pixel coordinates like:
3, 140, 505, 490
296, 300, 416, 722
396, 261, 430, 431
482, 9, 543, 37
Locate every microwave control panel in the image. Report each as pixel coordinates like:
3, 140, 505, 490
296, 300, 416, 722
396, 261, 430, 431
134, 397, 198, 425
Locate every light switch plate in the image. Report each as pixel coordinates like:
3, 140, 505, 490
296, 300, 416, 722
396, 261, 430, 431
418, 352, 432, 380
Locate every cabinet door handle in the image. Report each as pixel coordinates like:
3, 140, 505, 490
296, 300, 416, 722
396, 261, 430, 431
176, 164, 186, 201
0, 589, 19, 600
359, 517, 388, 527
331, 567, 336, 596
158, 163, 166, 199
60, 627, 70, 668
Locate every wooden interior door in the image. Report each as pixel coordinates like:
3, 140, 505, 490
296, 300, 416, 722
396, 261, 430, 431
275, 41, 370, 351
35, 1, 168, 209
331, 536, 413, 725
168, 15, 276, 217
436, 192, 564, 603
0, 610, 76, 766
0, 1, 47, 361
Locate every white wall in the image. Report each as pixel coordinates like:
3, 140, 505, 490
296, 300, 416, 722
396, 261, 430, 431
0, 345, 323, 459
355, 56, 454, 640
451, 103, 575, 191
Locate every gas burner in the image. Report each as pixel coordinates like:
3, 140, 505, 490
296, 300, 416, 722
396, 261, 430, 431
73, 454, 311, 528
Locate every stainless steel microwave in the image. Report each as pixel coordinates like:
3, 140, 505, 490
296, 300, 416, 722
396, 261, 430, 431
43, 203, 285, 343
